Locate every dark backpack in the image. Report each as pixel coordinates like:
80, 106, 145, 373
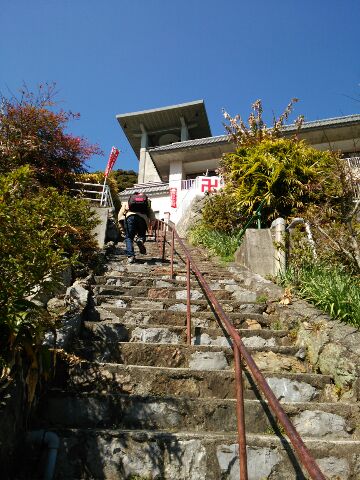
128, 193, 150, 214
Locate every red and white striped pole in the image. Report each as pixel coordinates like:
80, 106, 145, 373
101, 146, 120, 206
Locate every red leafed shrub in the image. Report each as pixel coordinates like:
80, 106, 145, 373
0, 83, 102, 188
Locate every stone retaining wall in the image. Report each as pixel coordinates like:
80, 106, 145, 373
267, 298, 360, 401
228, 263, 360, 402
0, 271, 93, 478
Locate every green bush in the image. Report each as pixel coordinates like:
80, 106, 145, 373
188, 223, 238, 261
280, 263, 360, 326
201, 191, 245, 233
219, 138, 339, 223
0, 166, 98, 387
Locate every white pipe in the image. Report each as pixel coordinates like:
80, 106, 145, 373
26, 430, 60, 480
286, 218, 317, 259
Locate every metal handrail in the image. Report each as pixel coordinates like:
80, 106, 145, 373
71, 181, 114, 209
236, 195, 268, 242
153, 219, 325, 480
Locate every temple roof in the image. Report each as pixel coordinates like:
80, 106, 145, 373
116, 100, 212, 158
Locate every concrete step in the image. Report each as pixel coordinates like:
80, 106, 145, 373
56, 362, 333, 402
40, 427, 360, 479
73, 340, 303, 371
38, 393, 359, 439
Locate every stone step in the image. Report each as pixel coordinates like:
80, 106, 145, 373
94, 274, 202, 287
97, 304, 269, 325
37, 393, 359, 439
95, 294, 264, 313
94, 284, 206, 300
40, 428, 360, 479
93, 284, 265, 303
95, 273, 237, 285
81, 318, 292, 346
101, 263, 283, 303
56, 362, 333, 402
80, 321, 292, 345
73, 340, 303, 371
104, 261, 237, 279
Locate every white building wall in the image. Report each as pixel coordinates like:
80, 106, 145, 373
139, 149, 161, 184
169, 160, 184, 191
120, 177, 223, 225
149, 195, 171, 220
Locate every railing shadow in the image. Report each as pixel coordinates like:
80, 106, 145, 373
44, 359, 191, 478
166, 228, 325, 479
245, 371, 307, 479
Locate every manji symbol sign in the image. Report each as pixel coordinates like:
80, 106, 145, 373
201, 177, 219, 192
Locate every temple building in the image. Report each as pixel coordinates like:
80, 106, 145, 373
116, 100, 360, 223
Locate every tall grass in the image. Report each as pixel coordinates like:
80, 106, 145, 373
280, 263, 360, 327
188, 224, 239, 261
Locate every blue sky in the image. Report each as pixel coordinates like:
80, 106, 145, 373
1, 0, 360, 172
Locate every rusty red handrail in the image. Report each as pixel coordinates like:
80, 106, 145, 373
154, 220, 325, 480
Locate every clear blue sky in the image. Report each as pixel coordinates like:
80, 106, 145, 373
1, 0, 360, 172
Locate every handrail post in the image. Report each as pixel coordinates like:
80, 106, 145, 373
162, 224, 167, 261
234, 347, 248, 480
186, 257, 191, 345
170, 229, 175, 279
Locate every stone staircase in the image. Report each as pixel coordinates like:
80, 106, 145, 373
33, 237, 360, 479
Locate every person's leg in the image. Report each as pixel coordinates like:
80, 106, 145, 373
124, 215, 137, 258
135, 216, 147, 254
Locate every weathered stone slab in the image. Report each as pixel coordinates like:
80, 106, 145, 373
192, 332, 232, 347
168, 303, 201, 312
293, 410, 350, 438
189, 351, 229, 371
130, 327, 181, 344
216, 443, 282, 480
316, 456, 350, 479
175, 290, 204, 300
266, 377, 317, 403
253, 351, 307, 373
242, 336, 276, 348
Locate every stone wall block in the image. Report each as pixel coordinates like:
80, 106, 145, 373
296, 322, 330, 366
319, 343, 356, 388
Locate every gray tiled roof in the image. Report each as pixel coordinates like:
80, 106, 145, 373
283, 113, 360, 130
148, 134, 229, 152
119, 182, 170, 197
148, 114, 360, 153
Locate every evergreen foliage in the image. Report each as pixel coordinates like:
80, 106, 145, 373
0, 84, 101, 390
219, 138, 338, 223
0, 166, 98, 392
112, 169, 138, 192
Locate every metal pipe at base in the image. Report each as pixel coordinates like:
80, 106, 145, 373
26, 430, 60, 480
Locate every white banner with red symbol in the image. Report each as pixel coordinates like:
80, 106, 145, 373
104, 146, 120, 178
169, 187, 177, 208
200, 176, 220, 192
